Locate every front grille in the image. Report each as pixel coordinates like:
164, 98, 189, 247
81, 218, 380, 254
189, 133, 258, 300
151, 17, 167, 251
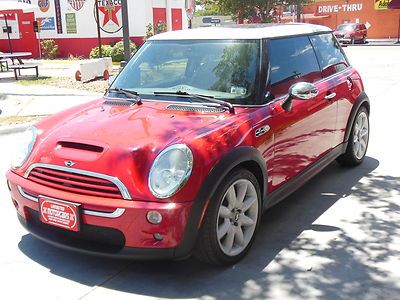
335, 34, 344, 38
27, 167, 123, 198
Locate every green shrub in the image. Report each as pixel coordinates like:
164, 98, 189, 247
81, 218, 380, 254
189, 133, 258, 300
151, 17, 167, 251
143, 21, 166, 42
154, 21, 167, 34
89, 45, 112, 59
40, 40, 58, 59
109, 41, 137, 62
143, 23, 154, 42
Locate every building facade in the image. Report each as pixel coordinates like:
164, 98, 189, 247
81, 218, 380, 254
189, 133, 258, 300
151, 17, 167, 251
0, 0, 188, 57
300, 0, 400, 38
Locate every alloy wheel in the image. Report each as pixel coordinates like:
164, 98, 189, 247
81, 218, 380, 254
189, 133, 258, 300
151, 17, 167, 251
353, 111, 369, 159
216, 179, 259, 256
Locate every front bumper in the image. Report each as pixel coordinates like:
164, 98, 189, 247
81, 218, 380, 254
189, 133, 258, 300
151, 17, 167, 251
6, 170, 194, 259
336, 37, 352, 43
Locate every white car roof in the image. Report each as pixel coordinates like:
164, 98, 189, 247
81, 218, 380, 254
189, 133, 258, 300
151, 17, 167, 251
149, 23, 332, 41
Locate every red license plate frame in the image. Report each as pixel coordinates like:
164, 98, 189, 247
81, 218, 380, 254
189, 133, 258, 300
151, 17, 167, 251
39, 197, 81, 232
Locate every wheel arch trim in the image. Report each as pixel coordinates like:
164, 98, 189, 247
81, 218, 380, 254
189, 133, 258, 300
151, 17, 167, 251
344, 91, 370, 143
173, 146, 267, 258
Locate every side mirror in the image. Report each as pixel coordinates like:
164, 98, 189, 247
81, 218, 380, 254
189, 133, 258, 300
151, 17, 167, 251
281, 82, 319, 111
108, 75, 116, 86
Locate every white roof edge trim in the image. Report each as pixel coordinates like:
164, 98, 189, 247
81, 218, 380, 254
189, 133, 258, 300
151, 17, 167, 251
149, 24, 332, 41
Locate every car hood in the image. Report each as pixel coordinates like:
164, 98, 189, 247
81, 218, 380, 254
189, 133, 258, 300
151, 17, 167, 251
36, 98, 224, 149
20, 98, 243, 202
334, 30, 351, 35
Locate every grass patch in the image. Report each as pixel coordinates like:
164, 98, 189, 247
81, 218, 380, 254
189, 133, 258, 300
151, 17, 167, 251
0, 115, 47, 126
41, 60, 79, 65
16, 76, 109, 93
16, 76, 53, 86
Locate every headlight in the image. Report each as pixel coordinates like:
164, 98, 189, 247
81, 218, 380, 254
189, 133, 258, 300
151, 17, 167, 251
11, 126, 37, 169
148, 144, 193, 198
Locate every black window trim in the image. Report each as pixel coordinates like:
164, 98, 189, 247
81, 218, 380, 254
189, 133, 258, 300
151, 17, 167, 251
261, 32, 352, 106
310, 32, 351, 76
262, 33, 325, 105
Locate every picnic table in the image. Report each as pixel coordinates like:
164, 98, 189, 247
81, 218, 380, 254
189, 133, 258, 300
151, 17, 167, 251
0, 52, 39, 79
0, 52, 32, 65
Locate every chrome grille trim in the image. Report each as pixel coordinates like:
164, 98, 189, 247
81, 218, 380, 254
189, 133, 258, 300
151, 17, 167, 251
17, 186, 125, 218
24, 163, 132, 200
18, 186, 37, 202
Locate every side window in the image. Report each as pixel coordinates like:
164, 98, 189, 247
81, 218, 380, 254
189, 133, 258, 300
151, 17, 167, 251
310, 33, 349, 77
267, 36, 321, 98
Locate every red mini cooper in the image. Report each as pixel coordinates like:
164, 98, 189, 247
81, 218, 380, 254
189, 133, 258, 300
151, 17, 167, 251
6, 24, 370, 266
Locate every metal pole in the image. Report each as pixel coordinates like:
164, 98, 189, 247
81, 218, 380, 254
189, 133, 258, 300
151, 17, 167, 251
94, 0, 102, 57
296, 0, 301, 22
37, 24, 42, 58
121, 0, 130, 62
4, 14, 13, 53
396, 14, 400, 44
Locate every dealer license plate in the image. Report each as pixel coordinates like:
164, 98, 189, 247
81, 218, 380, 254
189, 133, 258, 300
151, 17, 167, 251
39, 197, 81, 232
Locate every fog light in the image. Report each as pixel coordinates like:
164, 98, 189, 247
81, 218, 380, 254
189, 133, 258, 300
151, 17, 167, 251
146, 211, 162, 224
153, 233, 163, 241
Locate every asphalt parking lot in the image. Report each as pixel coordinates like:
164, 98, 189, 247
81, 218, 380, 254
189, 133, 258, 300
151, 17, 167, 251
0, 46, 399, 300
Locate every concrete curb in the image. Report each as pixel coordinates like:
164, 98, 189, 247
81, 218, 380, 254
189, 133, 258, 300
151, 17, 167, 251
0, 122, 32, 135
343, 43, 400, 47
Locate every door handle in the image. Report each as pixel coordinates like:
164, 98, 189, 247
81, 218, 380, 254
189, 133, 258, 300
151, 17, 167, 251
324, 92, 336, 100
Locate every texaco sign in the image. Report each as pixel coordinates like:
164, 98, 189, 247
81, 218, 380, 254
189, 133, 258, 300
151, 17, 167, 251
94, 0, 122, 34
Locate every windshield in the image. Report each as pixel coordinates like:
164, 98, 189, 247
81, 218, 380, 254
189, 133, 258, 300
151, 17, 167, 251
110, 40, 261, 105
336, 24, 356, 31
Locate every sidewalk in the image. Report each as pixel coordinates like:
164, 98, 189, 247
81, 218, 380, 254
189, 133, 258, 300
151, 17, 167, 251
0, 81, 102, 134
344, 38, 400, 47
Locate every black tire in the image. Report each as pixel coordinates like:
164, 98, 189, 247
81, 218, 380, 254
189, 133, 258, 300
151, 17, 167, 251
337, 106, 369, 166
193, 168, 262, 266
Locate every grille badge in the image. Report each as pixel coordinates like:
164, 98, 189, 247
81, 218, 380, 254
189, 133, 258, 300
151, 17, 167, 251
64, 160, 75, 168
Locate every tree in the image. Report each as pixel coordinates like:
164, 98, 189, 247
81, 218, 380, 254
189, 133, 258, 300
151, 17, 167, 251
198, 0, 309, 23
195, 0, 226, 16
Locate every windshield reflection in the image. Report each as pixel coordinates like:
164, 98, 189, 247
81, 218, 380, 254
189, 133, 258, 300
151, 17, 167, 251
111, 40, 260, 105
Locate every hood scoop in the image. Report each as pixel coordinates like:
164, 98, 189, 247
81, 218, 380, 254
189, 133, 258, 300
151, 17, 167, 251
167, 104, 225, 113
103, 99, 134, 107
58, 141, 104, 153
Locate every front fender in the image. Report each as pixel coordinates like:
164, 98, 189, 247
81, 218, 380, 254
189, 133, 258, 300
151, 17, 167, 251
344, 91, 370, 143
173, 146, 267, 258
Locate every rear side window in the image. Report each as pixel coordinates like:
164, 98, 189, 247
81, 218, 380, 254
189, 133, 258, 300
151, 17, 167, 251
310, 33, 348, 77
267, 36, 321, 98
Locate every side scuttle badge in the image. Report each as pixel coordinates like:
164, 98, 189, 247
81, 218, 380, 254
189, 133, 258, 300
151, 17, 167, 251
255, 125, 270, 137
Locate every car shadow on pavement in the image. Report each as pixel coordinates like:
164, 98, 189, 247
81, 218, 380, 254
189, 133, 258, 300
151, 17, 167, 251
18, 156, 400, 299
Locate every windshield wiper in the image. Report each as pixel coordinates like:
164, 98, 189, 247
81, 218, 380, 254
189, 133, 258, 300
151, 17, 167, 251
154, 91, 234, 113
107, 88, 142, 105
